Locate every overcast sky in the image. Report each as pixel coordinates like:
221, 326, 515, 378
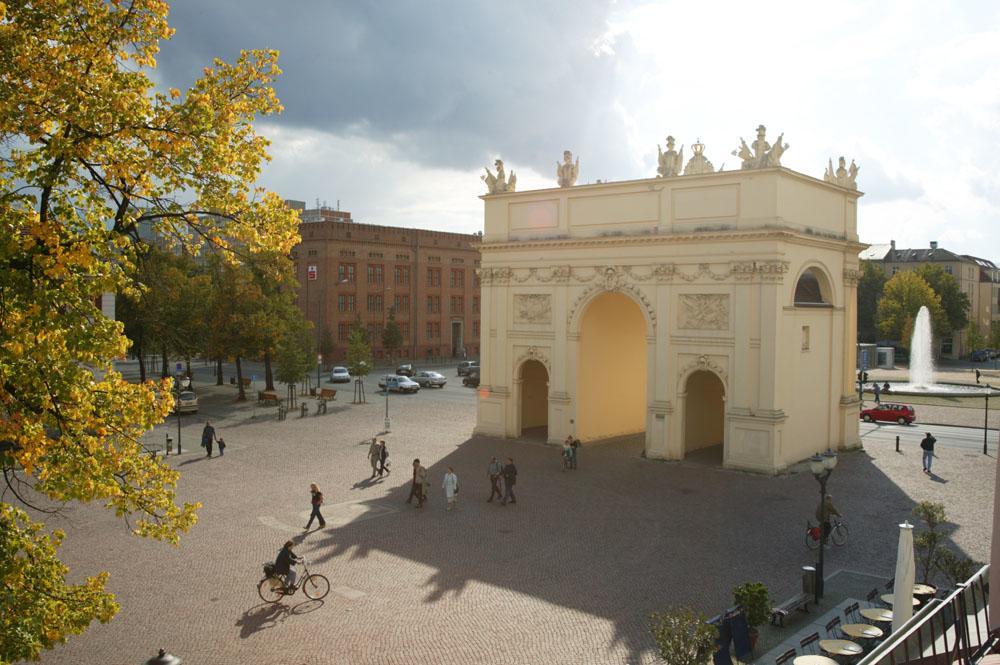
156, 1, 1000, 257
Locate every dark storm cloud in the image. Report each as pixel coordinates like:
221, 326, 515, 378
157, 1, 637, 178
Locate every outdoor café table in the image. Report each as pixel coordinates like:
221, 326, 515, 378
793, 656, 839, 665
819, 639, 864, 657
859, 607, 893, 623
912, 583, 935, 596
841, 623, 884, 640
881, 593, 919, 607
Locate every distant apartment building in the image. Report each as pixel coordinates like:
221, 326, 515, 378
287, 201, 482, 363
861, 240, 1000, 357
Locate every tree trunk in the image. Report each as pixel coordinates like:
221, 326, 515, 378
185, 356, 192, 382
235, 356, 246, 401
137, 339, 146, 382
215, 358, 224, 386
161, 347, 168, 378
264, 350, 275, 391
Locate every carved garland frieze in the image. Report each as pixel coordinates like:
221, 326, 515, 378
480, 261, 789, 286
678, 353, 729, 388
514, 345, 551, 373
565, 280, 657, 331
513, 294, 552, 324
678, 294, 730, 330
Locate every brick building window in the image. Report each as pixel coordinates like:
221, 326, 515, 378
338, 295, 357, 312
395, 266, 410, 286
307, 249, 317, 256
473, 321, 480, 336
428, 255, 441, 263
339, 250, 355, 257
426, 295, 440, 313
473, 271, 480, 288
338, 263, 355, 283
367, 295, 384, 312
396, 254, 410, 261
369, 252, 383, 259
451, 296, 463, 314
337, 323, 350, 341
426, 267, 441, 286
451, 269, 464, 288
401, 323, 409, 338
425, 322, 440, 339
394, 295, 410, 311
473, 296, 479, 313
367, 264, 384, 284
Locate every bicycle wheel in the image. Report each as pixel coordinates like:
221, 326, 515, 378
301, 573, 330, 600
832, 523, 849, 546
257, 577, 285, 603
805, 529, 819, 550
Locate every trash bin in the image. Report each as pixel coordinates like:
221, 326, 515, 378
801, 566, 816, 595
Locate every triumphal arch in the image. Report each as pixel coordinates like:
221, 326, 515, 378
474, 129, 864, 474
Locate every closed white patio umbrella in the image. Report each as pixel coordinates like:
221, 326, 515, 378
891, 521, 916, 633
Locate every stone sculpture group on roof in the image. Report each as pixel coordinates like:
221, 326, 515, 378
481, 124, 860, 193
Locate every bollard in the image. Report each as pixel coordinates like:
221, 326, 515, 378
165, 433, 172, 456
896, 435, 900, 452
300, 402, 308, 418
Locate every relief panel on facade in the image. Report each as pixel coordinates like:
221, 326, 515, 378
677, 294, 730, 330
513, 294, 552, 324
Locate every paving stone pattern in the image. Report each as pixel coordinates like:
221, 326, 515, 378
32, 373, 995, 665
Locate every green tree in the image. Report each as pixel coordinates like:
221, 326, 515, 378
965, 320, 986, 355
648, 608, 719, 665
0, 2, 299, 657
857, 262, 886, 343
274, 313, 313, 405
382, 308, 403, 362
990, 321, 1000, 351
318, 325, 335, 366
913, 501, 948, 585
915, 264, 970, 334
347, 321, 373, 379
876, 271, 948, 344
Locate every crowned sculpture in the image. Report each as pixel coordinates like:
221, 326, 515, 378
824, 156, 859, 189
732, 125, 789, 169
683, 139, 715, 175
656, 136, 684, 177
482, 159, 517, 194
556, 150, 579, 188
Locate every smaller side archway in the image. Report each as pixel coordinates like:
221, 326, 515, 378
682, 370, 726, 464
793, 265, 835, 306
518, 359, 549, 441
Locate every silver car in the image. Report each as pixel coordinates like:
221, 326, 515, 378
377, 375, 420, 393
413, 371, 447, 388
330, 366, 351, 383
174, 390, 199, 414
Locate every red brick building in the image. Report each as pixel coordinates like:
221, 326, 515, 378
288, 201, 482, 363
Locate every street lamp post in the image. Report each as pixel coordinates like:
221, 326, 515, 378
317, 354, 322, 390
175, 376, 189, 455
809, 449, 838, 603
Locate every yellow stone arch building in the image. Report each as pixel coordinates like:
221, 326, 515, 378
474, 165, 864, 474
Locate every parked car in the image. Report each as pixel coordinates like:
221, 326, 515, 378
413, 370, 447, 388
860, 403, 915, 425
457, 360, 479, 376
378, 375, 420, 393
396, 363, 415, 377
174, 390, 199, 414
462, 370, 480, 388
330, 366, 351, 383
971, 349, 994, 362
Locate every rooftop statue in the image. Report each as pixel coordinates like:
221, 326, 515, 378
683, 139, 715, 175
732, 125, 789, 169
556, 150, 579, 187
483, 158, 517, 194
656, 136, 684, 177
823, 156, 859, 189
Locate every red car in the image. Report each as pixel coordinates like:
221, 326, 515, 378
860, 403, 915, 425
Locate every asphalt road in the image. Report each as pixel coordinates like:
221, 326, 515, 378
860, 420, 999, 453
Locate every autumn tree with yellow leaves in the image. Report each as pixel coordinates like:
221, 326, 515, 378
0, 1, 300, 661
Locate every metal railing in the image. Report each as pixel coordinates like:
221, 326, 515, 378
859, 565, 993, 665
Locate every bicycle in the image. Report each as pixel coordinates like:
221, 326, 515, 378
258, 558, 330, 603
805, 517, 849, 550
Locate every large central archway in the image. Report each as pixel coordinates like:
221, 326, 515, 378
683, 370, 725, 464
576, 291, 647, 441
518, 359, 548, 440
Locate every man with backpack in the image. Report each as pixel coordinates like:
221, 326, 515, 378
920, 432, 937, 474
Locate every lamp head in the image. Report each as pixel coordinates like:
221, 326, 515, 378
809, 453, 825, 477
822, 449, 838, 471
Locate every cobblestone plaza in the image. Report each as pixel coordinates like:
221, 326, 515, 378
35, 367, 995, 665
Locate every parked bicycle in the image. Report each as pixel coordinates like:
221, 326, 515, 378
258, 558, 330, 603
806, 517, 849, 549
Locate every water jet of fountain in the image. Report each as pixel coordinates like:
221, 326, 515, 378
909, 306, 934, 388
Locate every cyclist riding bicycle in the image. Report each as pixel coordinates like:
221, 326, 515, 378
816, 494, 841, 545
274, 540, 301, 591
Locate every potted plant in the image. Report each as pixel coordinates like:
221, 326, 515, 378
733, 582, 771, 649
649, 607, 718, 665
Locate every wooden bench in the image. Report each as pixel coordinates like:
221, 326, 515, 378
316, 388, 337, 414
258, 391, 280, 406
240, 377, 251, 388
771, 593, 809, 627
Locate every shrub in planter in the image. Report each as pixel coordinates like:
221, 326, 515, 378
649, 607, 718, 665
733, 582, 771, 629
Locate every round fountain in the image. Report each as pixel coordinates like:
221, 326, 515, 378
884, 306, 998, 395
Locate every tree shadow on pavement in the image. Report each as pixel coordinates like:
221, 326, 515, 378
236, 600, 324, 639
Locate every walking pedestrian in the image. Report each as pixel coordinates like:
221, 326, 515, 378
217, 437, 226, 456
920, 432, 937, 474
561, 437, 572, 471
570, 437, 580, 470
443, 466, 459, 511
201, 421, 216, 458
976, 368, 982, 384
487, 456, 503, 502
873, 382, 881, 404
367, 437, 380, 479
500, 457, 517, 505
305, 483, 326, 529
406, 458, 428, 507
378, 440, 390, 477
